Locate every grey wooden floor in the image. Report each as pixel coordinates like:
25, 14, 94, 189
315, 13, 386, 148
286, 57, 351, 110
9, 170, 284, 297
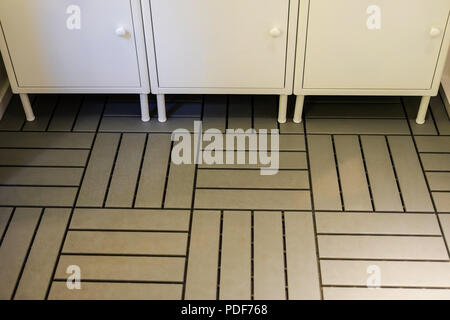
0, 93, 449, 300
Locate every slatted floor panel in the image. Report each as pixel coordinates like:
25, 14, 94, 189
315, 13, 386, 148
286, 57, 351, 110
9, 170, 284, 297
0, 92, 449, 300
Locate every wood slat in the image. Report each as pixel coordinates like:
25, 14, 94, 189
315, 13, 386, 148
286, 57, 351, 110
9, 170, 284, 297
135, 134, 172, 208
334, 135, 372, 211
284, 212, 321, 300
106, 133, 146, 207
185, 211, 221, 300
14, 208, 70, 300
219, 211, 251, 300
361, 136, 403, 212
0, 208, 41, 299
308, 135, 341, 210
77, 133, 120, 207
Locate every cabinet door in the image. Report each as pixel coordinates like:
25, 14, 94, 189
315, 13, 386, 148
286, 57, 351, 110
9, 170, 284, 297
150, 0, 289, 89
303, 0, 450, 90
0, 0, 141, 88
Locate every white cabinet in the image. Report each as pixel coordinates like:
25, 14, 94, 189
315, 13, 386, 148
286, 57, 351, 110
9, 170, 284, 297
142, 0, 299, 122
294, 0, 450, 124
0, 0, 151, 121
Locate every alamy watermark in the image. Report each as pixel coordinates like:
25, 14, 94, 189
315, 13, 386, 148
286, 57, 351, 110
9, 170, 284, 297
171, 121, 280, 175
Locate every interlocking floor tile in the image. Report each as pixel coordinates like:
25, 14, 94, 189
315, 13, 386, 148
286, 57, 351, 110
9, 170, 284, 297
48, 282, 182, 300
0, 92, 449, 300
14, 208, 70, 300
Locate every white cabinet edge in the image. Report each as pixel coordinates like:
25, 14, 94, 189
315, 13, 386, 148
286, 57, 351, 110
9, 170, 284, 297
440, 49, 450, 113
294, 0, 450, 97
141, 0, 299, 95
0, 0, 150, 95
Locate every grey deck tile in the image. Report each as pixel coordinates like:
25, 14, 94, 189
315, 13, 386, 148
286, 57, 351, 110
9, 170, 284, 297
305, 103, 404, 118
202, 95, 227, 133
104, 101, 142, 116
227, 95, 252, 130
427, 172, 450, 191
421, 154, 450, 171
14, 208, 70, 300
439, 214, 450, 245
135, 134, 172, 208
307, 135, 341, 210
219, 211, 251, 300
72, 95, 105, 132
415, 136, 450, 153
318, 235, 448, 260
316, 212, 441, 235
254, 212, 285, 300
403, 97, 437, 135
99, 117, 198, 133
430, 96, 450, 135
157, 102, 202, 118
77, 133, 120, 207
164, 162, 196, 209
185, 211, 221, 300
22, 95, 58, 131
279, 135, 305, 151
306, 119, 409, 134
0, 167, 83, 186
48, 282, 182, 300
47, 95, 82, 132
55, 256, 185, 282
253, 95, 278, 130
0, 149, 89, 167
321, 260, 450, 287
0, 186, 77, 206
309, 96, 401, 104
0, 207, 13, 239
105, 133, 146, 207
0, 208, 41, 299
196, 169, 309, 189
388, 136, 434, 212
323, 287, 450, 300
284, 212, 321, 300
334, 135, 372, 211
70, 209, 190, 231
0, 96, 25, 131
194, 189, 311, 210
361, 136, 403, 212
0, 132, 94, 148
198, 151, 307, 170
214, 134, 304, 151
433, 193, 450, 212
63, 231, 187, 255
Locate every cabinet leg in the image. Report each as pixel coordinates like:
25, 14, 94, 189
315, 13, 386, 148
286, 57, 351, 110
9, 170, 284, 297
19, 94, 35, 122
293, 95, 305, 123
416, 96, 431, 125
278, 95, 288, 124
157, 94, 167, 123
139, 94, 150, 122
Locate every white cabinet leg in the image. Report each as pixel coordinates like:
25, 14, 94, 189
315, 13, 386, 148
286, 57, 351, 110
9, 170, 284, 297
157, 94, 167, 123
293, 95, 305, 123
278, 95, 288, 124
139, 94, 150, 122
416, 96, 431, 125
19, 93, 35, 122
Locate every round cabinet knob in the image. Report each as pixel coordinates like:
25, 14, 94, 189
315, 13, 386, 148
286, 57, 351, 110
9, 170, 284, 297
430, 27, 441, 38
269, 27, 282, 38
115, 26, 128, 37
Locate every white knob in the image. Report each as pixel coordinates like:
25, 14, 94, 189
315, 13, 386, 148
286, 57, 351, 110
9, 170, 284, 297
430, 27, 441, 38
269, 27, 282, 38
115, 26, 128, 37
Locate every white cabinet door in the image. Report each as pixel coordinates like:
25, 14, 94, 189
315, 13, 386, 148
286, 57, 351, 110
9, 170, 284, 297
149, 0, 290, 89
303, 0, 450, 90
0, 0, 141, 88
